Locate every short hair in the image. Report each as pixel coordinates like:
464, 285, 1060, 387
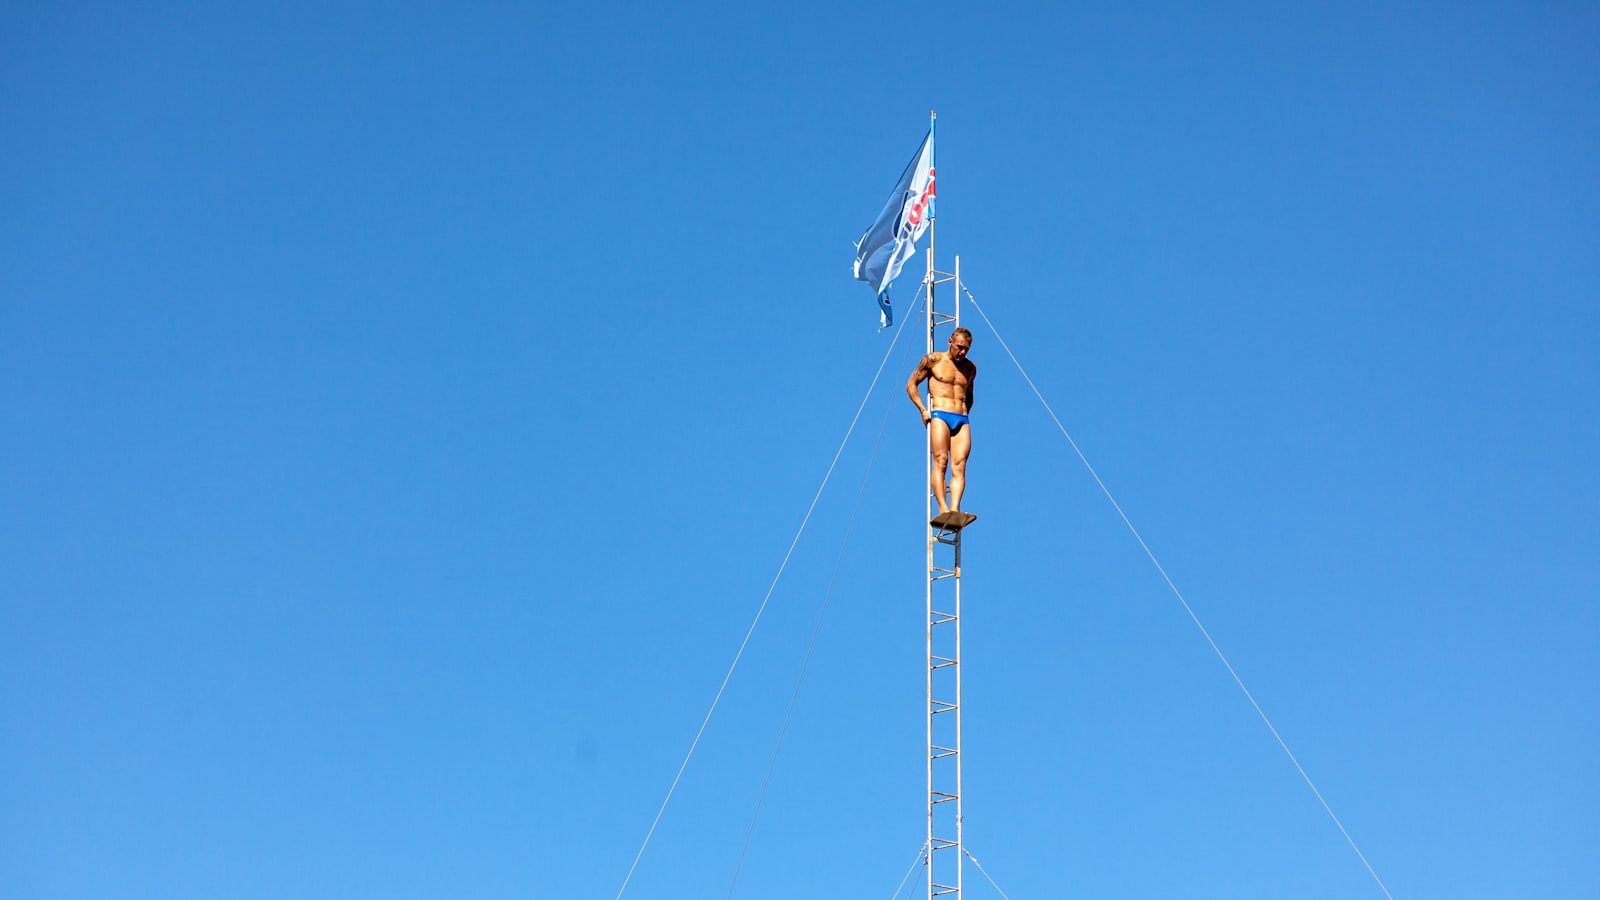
950, 327, 973, 342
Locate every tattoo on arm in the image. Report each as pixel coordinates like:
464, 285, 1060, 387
908, 355, 936, 415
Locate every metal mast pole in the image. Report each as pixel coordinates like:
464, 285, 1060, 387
951, 253, 963, 900
923, 125, 936, 900
922, 110, 965, 900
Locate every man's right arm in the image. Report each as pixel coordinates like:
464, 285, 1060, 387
906, 354, 934, 424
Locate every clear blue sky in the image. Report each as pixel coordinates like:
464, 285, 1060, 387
4, 3, 1596, 898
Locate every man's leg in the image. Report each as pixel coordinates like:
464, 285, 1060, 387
949, 423, 971, 511
929, 418, 952, 513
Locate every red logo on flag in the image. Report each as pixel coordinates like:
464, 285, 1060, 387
906, 167, 936, 228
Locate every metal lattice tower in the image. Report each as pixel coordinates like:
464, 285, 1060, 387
922, 240, 966, 899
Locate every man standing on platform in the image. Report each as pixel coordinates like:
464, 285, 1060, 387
907, 327, 977, 518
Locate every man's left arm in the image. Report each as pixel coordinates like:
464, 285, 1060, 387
966, 365, 976, 411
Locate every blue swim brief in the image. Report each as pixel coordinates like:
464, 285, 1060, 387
930, 409, 969, 435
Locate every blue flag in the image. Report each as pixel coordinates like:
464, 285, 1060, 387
853, 132, 936, 327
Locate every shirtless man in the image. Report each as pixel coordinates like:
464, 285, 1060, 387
906, 327, 977, 514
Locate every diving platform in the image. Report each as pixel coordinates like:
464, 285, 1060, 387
929, 511, 977, 531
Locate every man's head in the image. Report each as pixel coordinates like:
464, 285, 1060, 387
948, 327, 973, 361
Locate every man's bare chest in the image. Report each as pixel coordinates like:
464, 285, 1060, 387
931, 359, 971, 389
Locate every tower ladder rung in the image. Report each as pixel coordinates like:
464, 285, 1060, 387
930, 700, 958, 714
930, 655, 958, 669
930, 744, 959, 758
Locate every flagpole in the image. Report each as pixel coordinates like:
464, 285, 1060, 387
926, 106, 937, 534
923, 108, 937, 900
929, 110, 936, 256
928, 110, 936, 297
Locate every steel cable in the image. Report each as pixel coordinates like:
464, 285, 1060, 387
614, 302, 922, 899
726, 379, 905, 896
964, 287, 1395, 900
